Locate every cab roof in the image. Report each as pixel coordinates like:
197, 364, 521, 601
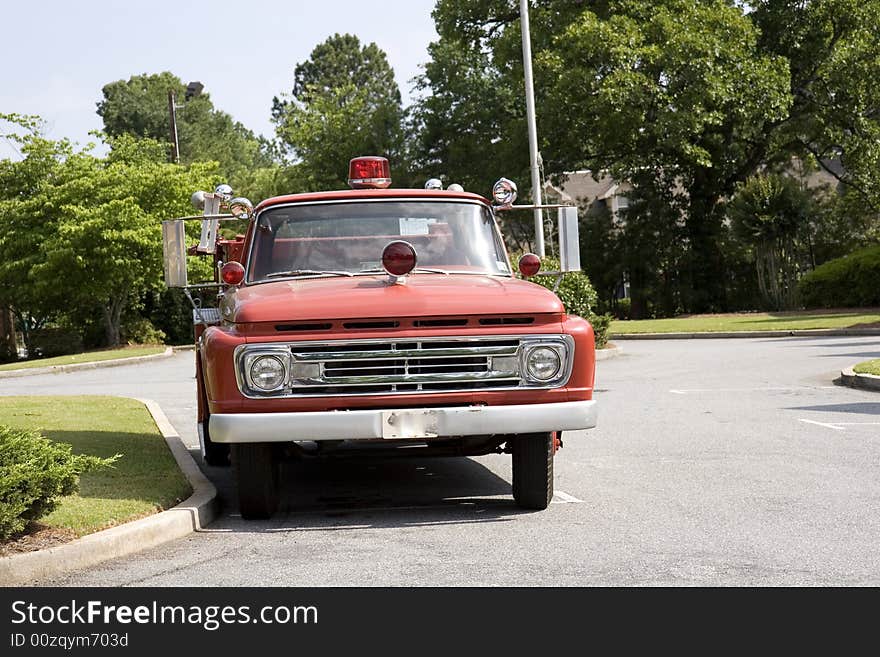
254, 188, 492, 213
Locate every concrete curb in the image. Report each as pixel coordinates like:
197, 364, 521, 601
595, 342, 622, 360
0, 347, 174, 379
839, 366, 880, 392
610, 328, 880, 340
0, 397, 218, 586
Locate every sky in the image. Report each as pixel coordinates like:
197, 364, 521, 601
0, 0, 439, 160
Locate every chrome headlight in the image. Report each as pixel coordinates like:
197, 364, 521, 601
250, 355, 286, 390
237, 348, 290, 394
526, 346, 561, 381
519, 336, 573, 386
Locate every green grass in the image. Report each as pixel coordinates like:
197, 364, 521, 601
0, 345, 166, 371
611, 309, 880, 334
0, 396, 191, 538
853, 359, 880, 376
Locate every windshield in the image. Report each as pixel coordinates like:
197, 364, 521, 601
247, 200, 511, 282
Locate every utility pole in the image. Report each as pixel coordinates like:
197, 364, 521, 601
520, 0, 545, 256
168, 90, 180, 164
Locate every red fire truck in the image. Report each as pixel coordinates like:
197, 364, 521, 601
163, 157, 597, 518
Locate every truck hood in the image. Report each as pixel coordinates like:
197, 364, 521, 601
226, 275, 564, 324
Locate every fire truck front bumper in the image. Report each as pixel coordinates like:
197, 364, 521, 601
209, 400, 597, 444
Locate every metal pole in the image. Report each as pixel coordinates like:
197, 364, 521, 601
168, 90, 180, 164
520, 0, 545, 257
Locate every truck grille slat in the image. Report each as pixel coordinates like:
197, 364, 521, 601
235, 335, 574, 398
288, 337, 523, 396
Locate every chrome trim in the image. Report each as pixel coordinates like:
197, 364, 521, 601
233, 334, 575, 399
210, 400, 598, 443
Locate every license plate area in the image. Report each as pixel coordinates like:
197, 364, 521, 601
381, 409, 440, 439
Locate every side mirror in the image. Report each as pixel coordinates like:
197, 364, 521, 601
557, 206, 581, 272
228, 197, 254, 220
162, 220, 188, 288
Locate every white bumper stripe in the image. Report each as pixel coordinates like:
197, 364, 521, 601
210, 400, 597, 444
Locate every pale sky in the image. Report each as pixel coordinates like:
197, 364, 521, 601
0, 0, 439, 159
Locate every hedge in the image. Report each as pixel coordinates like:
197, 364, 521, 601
28, 328, 83, 358
799, 245, 880, 308
0, 425, 117, 540
525, 256, 611, 348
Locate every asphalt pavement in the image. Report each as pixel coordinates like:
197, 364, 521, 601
2, 336, 878, 585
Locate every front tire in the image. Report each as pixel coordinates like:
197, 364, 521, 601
200, 419, 230, 467
233, 443, 279, 519
511, 432, 554, 510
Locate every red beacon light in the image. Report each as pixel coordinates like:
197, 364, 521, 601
382, 241, 417, 278
221, 261, 245, 285
518, 253, 541, 277
348, 156, 392, 189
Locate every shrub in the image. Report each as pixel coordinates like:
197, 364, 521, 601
798, 245, 880, 308
0, 425, 117, 540
28, 328, 83, 359
523, 256, 610, 348
122, 317, 167, 345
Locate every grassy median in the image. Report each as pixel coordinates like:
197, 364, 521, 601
0, 345, 166, 372
0, 396, 191, 539
853, 359, 880, 376
611, 309, 880, 334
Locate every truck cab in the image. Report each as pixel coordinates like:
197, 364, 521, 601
164, 157, 597, 518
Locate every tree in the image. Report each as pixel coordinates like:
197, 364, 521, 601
271, 34, 407, 189
749, 0, 880, 212
539, 0, 791, 312
418, 0, 880, 314
728, 174, 814, 310
0, 124, 218, 347
0, 114, 80, 349
97, 72, 273, 189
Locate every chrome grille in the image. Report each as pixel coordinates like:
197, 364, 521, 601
234, 335, 574, 398
290, 338, 520, 394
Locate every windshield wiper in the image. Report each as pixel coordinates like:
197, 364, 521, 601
265, 269, 354, 279
356, 267, 452, 276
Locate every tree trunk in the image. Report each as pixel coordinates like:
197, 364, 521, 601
686, 181, 727, 313
103, 294, 127, 347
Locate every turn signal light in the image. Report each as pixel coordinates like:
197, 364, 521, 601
221, 261, 245, 285
518, 253, 541, 277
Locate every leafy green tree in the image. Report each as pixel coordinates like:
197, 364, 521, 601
97, 72, 272, 188
271, 34, 407, 189
539, 0, 791, 312
0, 125, 218, 348
411, 37, 527, 196
728, 174, 814, 310
419, 0, 880, 314
749, 0, 880, 212
0, 114, 78, 348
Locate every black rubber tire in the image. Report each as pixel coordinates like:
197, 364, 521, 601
201, 418, 230, 467
198, 363, 229, 467
511, 432, 554, 510
233, 443, 279, 519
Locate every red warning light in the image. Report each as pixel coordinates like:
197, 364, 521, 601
348, 156, 392, 189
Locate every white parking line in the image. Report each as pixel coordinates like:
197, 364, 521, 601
799, 418, 845, 431
799, 419, 880, 431
671, 386, 829, 394
552, 490, 584, 504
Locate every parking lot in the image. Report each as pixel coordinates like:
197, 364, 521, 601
2, 336, 878, 585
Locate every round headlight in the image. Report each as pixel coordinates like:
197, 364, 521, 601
250, 355, 286, 390
526, 346, 561, 381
